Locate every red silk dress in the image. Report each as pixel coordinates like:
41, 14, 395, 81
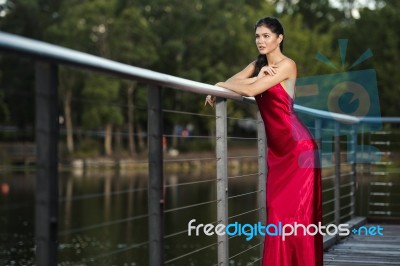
255, 83, 323, 266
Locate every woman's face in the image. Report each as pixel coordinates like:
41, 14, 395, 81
255, 25, 282, 55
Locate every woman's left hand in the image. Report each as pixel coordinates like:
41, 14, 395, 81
205, 82, 226, 107
205, 95, 216, 107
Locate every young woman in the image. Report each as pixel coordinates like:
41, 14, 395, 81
206, 17, 323, 266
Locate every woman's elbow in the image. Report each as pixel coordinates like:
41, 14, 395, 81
241, 89, 255, 97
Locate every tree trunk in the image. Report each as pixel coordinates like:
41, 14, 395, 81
64, 89, 74, 154
137, 123, 146, 151
127, 83, 136, 157
105, 123, 113, 156
114, 126, 122, 156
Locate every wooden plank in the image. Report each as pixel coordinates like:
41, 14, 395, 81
324, 223, 400, 266
323, 216, 367, 250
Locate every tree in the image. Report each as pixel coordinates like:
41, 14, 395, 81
136, 0, 277, 145
337, 1, 400, 116
110, 4, 159, 156
44, 0, 106, 155
58, 68, 82, 154
0, 90, 9, 123
0, 0, 57, 140
82, 75, 123, 156
273, 0, 349, 32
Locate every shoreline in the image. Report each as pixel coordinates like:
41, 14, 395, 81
1, 147, 260, 174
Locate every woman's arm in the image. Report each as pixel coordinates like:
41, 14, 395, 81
228, 76, 258, 85
205, 61, 256, 106
225, 62, 256, 83
216, 60, 296, 97
225, 62, 279, 85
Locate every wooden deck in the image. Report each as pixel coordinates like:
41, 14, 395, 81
324, 223, 400, 265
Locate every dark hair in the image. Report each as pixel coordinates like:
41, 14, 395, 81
252, 17, 284, 77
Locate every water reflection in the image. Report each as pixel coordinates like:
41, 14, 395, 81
0, 171, 35, 265
1, 169, 261, 265
58, 170, 149, 265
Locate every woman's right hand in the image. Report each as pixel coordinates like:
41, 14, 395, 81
257, 64, 278, 78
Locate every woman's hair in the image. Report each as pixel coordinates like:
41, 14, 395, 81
252, 17, 284, 77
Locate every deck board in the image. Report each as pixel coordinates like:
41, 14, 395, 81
324, 224, 400, 265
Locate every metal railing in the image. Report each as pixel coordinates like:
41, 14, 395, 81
1, 31, 399, 265
0, 31, 266, 265
358, 119, 400, 218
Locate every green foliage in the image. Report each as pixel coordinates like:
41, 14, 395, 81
109, 6, 158, 67
82, 75, 123, 129
335, 2, 400, 116
280, 14, 336, 78
0, 90, 9, 123
0, 0, 398, 157
74, 138, 101, 158
0, 0, 39, 36
274, 0, 348, 32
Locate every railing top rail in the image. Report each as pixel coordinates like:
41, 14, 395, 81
293, 104, 360, 123
0, 31, 243, 101
362, 117, 400, 123
1, 31, 391, 124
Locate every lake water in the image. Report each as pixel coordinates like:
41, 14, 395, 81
0, 168, 262, 265
1, 157, 398, 265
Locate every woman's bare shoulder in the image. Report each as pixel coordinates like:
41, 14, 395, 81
279, 57, 296, 68
278, 57, 297, 76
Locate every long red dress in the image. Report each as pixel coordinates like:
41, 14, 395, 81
255, 83, 323, 266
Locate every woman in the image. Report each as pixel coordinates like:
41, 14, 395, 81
206, 17, 323, 266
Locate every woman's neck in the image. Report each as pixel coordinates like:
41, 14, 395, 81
266, 49, 285, 65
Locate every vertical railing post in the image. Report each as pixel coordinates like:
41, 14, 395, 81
314, 118, 323, 173
334, 122, 341, 225
359, 123, 365, 216
350, 124, 357, 218
147, 85, 164, 266
216, 97, 228, 265
366, 126, 372, 217
35, 62, 59, 265
314, 118, 322, 156
257, 112, 267, 261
